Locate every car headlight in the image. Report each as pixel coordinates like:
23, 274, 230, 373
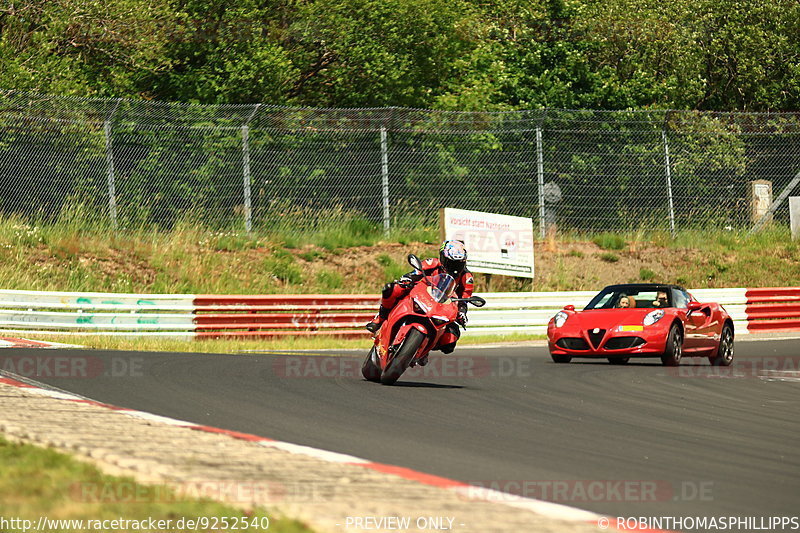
553, 311, 569, 328
643, 309, 664, 326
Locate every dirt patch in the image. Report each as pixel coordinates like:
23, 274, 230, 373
27, 242, 158, 290
532, 242, 708, 292
286, 240, 714, 293
84, 248, 158, 286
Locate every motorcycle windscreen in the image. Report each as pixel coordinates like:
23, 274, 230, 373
429, 273, 456, 303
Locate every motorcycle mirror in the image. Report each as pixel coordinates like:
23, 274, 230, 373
407, 254, 423, 271
469, 296, 486, 308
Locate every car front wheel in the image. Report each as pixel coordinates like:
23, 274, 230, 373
661, 324, 683, 366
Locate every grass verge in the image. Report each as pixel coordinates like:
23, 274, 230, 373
2, 214, 798, 296
0, 435, 312, 533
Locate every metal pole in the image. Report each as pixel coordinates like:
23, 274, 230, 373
381, 126, 390, 234
536, 127, 545, 239
242, 125, 253, 233
104, 98, 122, 229
662, 129, 676, 237
242, 104, 261, 233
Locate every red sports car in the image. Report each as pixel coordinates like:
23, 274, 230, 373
547, 284, 735, 366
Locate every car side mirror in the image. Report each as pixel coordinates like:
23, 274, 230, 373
564, 304, 575, 311
687, 301, 702, 311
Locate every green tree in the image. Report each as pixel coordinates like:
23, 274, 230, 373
574, 0, 800, 110
2, 0, 799, 109
155, 0, 298, 104
0, 0, 176, 97
286, 0, 478, 107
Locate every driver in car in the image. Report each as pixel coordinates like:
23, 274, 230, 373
366, 240, 474, 361
652, 290, 669, 307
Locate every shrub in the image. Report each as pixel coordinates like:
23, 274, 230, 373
315, 217, 381, 250
263, 252, 303, 284
298, 249, 325, 261
316, 269, 343, 290
639, 267, 657, 281
593, 233, 626, 250
376, 254, 407, 281
376, 253, 395, 267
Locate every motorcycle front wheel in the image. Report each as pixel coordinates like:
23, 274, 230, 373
361, 346, 382, 382
380, 328, 425, 385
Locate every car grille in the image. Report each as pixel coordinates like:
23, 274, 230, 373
587, 329, 606, 349
604, 336, 646, 350
555, 337, 589, 350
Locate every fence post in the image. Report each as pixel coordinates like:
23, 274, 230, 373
104, 98, 122, 229
662, 129, 676, 237
536, 127, 545, 239
242, 104, 261, 233
381, 126, 390, 234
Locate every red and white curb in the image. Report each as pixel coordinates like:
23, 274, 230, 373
0, 336, 82, 349
0, 373, 669, 533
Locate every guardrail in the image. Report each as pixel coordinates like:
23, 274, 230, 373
0, 290, 195, 337
0, 288, 797, 338
744, 288, 800, 333
194, 295, 376, 339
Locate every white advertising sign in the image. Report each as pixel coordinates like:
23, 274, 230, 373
440, 208, 535, 278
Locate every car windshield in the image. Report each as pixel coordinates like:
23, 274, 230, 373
428, 273, 456, 303
584, 287, 671, 310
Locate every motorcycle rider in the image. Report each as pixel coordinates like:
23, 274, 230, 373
366, 240, 474, 361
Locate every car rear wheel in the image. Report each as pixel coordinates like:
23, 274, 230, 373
661, 324, 683, 366
608, 357, 630, 365
550, 353, 572, 363
708, 324, 734, 366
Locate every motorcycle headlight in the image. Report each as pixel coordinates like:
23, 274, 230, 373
553, 311, 569, 328
643, 309, 664, 326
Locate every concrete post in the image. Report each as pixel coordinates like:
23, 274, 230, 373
790, 197, 800, 240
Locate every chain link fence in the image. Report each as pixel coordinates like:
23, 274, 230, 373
1, 90, 799, 236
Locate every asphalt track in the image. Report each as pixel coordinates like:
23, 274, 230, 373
6, 338, 799, 521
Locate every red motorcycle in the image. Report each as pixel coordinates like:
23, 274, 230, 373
361, 254, 486, 385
